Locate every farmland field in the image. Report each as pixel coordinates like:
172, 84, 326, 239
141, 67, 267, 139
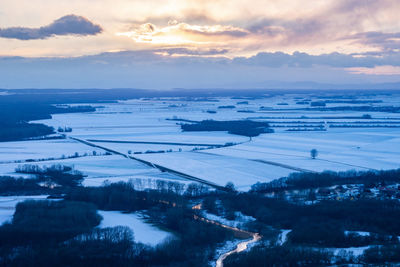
1, 92, 399, 190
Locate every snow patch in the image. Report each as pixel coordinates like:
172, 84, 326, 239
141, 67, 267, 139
98, 210, 172, 246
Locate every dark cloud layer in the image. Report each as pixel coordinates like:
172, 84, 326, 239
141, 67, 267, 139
234, 51, 400, 68
9, 49, 397, 69
0, 15, 102, 40
2, 49, 399, 69
1, 49, 400, 89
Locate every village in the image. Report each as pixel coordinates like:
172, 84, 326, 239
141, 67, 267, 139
265, 183, 400, 204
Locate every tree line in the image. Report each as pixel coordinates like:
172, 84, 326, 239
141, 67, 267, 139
0, 102, 95, 141
181, 120, 273, 137
251, 168, 400, 192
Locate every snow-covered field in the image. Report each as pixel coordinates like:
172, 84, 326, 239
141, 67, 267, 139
135, 151, 294, 189
203, 128, 400, 172
89, 141, 199, 154
0, 139, 103, 163
81, 132, 246, 146
0, 155, 191, 189
98, 210, 172, 246
37, 101, 248, 146
1, 93, 399, 191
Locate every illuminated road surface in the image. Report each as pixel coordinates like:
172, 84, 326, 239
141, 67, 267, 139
216, 233, 261, 267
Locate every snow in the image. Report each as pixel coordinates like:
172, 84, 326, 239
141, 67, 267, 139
1, 94, 399, 192
0, 155, 192, 190
212, 239, 245, 267
98, 210, 171, 246
345, 231, 370, 237
215, 234, 261, 267
202, 211, 255, 228
204, 128, 400, 173
277, 229, 292, 245
135, 151, 294, 190
79, 132, 245, 146
0, 139, 103, 163
89, 141, 199, 154
331, 246, 372, 257
36, 100, 248, 146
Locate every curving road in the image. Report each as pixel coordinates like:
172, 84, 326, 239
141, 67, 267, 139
192, 204, 261, 267
216, 233, 261, 267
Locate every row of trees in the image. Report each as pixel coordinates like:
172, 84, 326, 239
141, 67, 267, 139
0, 103, 95, 141
181, 120, 273, 137
15, 164, 84, 187
0, 200, 101, 246
225, 245, 332, 267
0, 165, 86, 196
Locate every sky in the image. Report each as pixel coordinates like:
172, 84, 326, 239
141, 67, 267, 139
1, 0, 400, 89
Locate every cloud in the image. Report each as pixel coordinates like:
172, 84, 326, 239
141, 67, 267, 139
112, 0, 399, 57
33, 49, 400, 70
154, 47, 229, 56
1, 0, 399, 57
117, 22, 248, 44
35, 49, 400, 70
346, 31, 400, 52
177, 23, 248, 37
0, 15, 102, 40
347, 66, 400, 75
233, 51, 400, 68
242, 0, 400, 52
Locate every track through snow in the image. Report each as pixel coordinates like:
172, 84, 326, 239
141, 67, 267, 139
68, 136, 226, 190
86, 139, 224, 147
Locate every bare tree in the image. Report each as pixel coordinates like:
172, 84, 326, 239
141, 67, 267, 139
225, 182, 236, 192
310, 149, 318, 159
308, 189, 317, 204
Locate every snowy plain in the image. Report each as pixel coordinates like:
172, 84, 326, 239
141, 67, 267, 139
0, 155, 191, 189
98, 210, 172, 246
1, 93, 399, 190
0, 139, 103, 163
135, 151, 294, 189
203, 128, 400, 172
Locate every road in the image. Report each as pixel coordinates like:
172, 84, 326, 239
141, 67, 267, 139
216, 233, 261, 267
192, 204, 261, 267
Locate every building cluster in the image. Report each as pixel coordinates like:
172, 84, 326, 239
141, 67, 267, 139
266, 183, 400, 203
315, 184, 400, 201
